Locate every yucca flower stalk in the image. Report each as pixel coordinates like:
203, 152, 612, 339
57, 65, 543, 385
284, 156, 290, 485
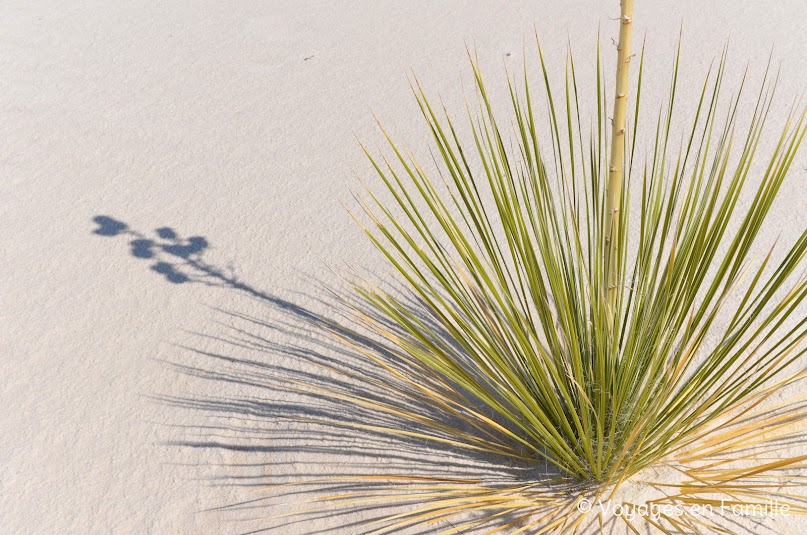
248, 3, 807, 533
605, 0, 633, 318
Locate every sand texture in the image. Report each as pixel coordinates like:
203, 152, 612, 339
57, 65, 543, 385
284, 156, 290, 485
2, 1, 806, 534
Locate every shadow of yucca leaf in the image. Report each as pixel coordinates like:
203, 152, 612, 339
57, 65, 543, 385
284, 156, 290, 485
163, 286, 594, 534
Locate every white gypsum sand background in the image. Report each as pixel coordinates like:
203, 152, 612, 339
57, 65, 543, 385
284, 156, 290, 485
1, 1, 806, 534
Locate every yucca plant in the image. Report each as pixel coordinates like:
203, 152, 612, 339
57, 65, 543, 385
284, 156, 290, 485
255, 2, 807, 533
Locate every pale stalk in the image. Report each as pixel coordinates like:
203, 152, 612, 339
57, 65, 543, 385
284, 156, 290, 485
605, 0, 634, 319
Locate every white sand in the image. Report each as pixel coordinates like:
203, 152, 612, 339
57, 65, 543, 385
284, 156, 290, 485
2, 1, 806, 533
